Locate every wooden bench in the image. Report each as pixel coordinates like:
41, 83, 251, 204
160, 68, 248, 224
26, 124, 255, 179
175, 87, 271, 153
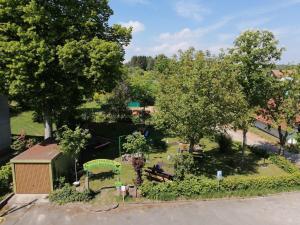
145, 166, 174, 182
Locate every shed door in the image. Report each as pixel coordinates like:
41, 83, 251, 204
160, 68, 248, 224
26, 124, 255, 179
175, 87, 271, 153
15, 163, 52, 194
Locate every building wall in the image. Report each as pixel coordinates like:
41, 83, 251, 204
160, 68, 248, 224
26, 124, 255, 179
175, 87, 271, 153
0, 96, 11, 152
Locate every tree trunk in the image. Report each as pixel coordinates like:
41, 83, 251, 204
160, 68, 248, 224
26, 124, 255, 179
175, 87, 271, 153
44, 110, 53, 140
242, 129, 248, 157
277, 126, 286, 156
189, 139, 195, 153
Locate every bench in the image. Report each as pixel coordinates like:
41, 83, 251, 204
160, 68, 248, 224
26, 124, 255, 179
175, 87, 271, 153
145, 166, 174, 182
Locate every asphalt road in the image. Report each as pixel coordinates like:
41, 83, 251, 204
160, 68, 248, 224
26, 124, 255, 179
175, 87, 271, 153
3, 192, 300, 225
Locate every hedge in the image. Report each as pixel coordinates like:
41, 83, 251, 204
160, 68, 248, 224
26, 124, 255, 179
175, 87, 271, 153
268, 155, 299, 174
140, 155, 300, 200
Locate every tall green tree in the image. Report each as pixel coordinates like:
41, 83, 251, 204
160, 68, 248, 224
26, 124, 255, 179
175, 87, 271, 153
155, 49, 245, 152
0, 0, 131, 139
229, 30, 284, 154
263, 73, 300, 155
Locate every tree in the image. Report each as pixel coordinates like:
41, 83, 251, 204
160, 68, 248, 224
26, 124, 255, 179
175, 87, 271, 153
263, 73, 300, 155
127, 69, 159, 106
155, 49, 245, 152
0, 0, 131, 139
127, 56, 155, 71
122, 132, 150, 156
102, 82, 131, 121
56, 125, 91, 182
229, 30, 284, 155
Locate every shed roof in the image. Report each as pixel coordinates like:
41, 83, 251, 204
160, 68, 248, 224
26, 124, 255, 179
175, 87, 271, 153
11, 139, 61, 163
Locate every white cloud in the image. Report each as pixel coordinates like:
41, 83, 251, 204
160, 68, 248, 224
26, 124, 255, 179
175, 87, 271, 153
175, 1, 211, 22
120, 20, 145, 34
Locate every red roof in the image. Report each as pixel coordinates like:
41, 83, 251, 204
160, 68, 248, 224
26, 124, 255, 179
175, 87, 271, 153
11, 139, 61, 163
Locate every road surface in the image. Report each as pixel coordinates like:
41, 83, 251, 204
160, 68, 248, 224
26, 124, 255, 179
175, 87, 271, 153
3, 192, 300, 225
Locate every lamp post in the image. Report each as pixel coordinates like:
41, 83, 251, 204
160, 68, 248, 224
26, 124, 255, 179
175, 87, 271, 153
118, 135, 127, 157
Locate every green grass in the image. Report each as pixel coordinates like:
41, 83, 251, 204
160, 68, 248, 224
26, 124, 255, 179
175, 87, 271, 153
10, 111, 44, 136
249, 126, 279, 144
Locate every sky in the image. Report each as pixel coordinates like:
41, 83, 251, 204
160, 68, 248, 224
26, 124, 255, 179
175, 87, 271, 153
109, 0, 300, 64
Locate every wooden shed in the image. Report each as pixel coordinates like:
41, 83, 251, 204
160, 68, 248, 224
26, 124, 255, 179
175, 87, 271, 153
10, 139, 66, 194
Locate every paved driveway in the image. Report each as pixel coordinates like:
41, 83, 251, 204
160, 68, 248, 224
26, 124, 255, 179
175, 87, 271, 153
3, 192, 300, 225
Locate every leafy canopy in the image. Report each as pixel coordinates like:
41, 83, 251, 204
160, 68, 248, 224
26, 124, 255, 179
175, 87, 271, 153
56, 125, 91, 158
0, 0, 131, 128
123, 132, 150, 155
155, 48, 245, 147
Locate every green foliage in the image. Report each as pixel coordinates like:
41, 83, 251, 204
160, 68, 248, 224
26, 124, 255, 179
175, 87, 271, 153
229, 30, 284, 153
141, 155, 299, 200
127, 69, 159, 106
56, 126, 91, 159
263, 73, 300, 152
11, 133, 38, 153
141, 172, 300, 200
269, 155, 299, 174
215, 133, 233, 153
0, 164, 12, 195
0, 0, 131, 138
49, 183, 93, 205
122, 132, 150, 155
127, 56, 155, 71
102, 82, 132, 122
173, 153, 196, 180
155, 49, 245, 149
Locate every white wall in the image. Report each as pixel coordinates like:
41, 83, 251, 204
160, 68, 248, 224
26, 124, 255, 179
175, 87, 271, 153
0, 96, 11, 152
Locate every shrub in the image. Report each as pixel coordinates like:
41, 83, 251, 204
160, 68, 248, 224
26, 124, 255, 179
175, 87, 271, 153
11, 133, 37, 153
215, 133, 233, 153
173, 153, 196, 180
249, 146, 269, 158
141, 162, 300, 201
49, 184, 93, 204
0, 164, 12, 195
269, 155, 299, 174
122, 132, 150, 155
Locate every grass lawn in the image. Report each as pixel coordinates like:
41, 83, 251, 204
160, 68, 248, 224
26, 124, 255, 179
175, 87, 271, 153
80, 125, 287, 194
10, 111, 44, 136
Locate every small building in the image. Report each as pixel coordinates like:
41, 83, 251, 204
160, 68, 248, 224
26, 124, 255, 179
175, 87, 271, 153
10, 139, 68, 194
0, 95, 11, 153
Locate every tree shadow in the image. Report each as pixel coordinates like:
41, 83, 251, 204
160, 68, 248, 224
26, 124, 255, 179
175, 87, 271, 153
89, 171, 115, 182
194, 148, 261, 178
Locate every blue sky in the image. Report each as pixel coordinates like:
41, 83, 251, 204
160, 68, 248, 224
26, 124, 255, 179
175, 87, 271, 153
109, 0, 300, 64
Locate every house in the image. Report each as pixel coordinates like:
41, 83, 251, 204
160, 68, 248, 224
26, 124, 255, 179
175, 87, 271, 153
0, 96, 11, 153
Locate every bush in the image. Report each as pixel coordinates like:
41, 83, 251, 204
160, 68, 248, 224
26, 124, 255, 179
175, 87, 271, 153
141, 156, 300, 200
49, 184, 93, 204
249, 146, 269, 158
141, 173, 300, 201
269, 155, 299, 174
173, 153, 196, 180
0, 164, 12, 195
11, 133, 38, 153
216, 133, 233, 153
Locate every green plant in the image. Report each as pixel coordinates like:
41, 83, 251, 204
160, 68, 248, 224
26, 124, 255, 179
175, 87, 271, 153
56, 126, 91, 182
173, 153, 196, 180
49, 184, 93, 204
0, 164, 12, 195
122, 132, 150, 155
140, 157, 300, 201
11, 133, 37, 153
269, 155, 299, 174
216, 133, 233, 153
